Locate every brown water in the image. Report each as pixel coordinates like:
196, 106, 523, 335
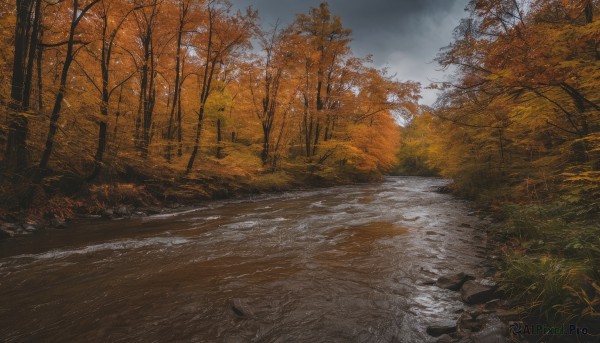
0, 177, 491, 342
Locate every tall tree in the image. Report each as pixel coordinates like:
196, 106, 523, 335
81, 0, 140, 181
133, 0, 161, 159
185, 0, 255, 173
3, 0, 42, 172
37, 0, 101, 181
249, 23, 295, 166
295, 2, 351, 157
166, 0, 197, 161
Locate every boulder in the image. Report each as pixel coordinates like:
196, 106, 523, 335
461, 280, 497, 304
437, 272, 475, 291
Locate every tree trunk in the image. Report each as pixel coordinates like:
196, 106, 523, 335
186, 8, 215, 174
3, 0, 39, 171
167, 13, 185, 162
216, 118, 222, 158
37, 0, 99, 181
186, 106, 204, 173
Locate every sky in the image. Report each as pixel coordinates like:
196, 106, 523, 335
229, 0, 470, 106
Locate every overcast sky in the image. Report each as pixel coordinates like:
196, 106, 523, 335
229, 0, 470, 106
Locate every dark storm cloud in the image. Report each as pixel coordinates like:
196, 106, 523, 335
230, 0, 470, 105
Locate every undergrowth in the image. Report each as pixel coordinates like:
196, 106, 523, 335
497, 202, 600, 331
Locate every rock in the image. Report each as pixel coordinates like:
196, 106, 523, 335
50, 218, 67, 229
461, 280, 497, 304
459, 223, 472, 228
115, 205, 130, 217
229, 298, 253, 318
436, 334, 455, 343
436, 186, 452, 193
478, 278, 498, 287
470, 316, 506, 343
102, 209, 115, 219
437, 272, 476, 291
427, 323, 457, 337
23, 224, 37, 232
459, 315, 484, 332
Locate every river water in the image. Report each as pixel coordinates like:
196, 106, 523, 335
0, 177, 492, 342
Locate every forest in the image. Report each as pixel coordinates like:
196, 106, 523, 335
0, 0, 419, 215
1, 0, 600, 339
397, 0, 600, 331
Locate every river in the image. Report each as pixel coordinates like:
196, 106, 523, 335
0, 177, 492, 342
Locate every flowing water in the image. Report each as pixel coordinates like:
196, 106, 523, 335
0, 177, 492, 342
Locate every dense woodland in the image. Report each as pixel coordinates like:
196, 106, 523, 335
0, 0, 418, 212
2, 0, 600, 333
398, 0, 600, 328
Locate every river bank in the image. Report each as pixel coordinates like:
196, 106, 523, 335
0, 164, 383, 239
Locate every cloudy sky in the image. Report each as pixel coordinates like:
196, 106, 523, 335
229, 0, 470, 106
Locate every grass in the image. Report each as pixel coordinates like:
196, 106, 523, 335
497, 202, 600, 330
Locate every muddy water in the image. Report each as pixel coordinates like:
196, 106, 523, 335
0, 177, 491, 342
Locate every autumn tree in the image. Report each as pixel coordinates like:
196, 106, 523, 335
248, 23, 297, 166
0, 0, 419, 204
431, 0, 599, 199
185, 0, 255, 173
166, 0, 201, 161
3, 0, 42, 172
37, 0, 101, 181
73, 0, 141, 180
295, 2, 351, 158
131, 0, 162, 159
